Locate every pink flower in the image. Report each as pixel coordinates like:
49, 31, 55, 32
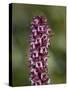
29, 16, 52, 85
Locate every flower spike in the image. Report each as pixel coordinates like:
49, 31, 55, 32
29, 16, 52, 85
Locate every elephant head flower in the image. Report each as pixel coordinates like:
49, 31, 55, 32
29, 16, 52, 85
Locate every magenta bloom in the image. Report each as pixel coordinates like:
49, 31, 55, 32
29, 16, 52, 85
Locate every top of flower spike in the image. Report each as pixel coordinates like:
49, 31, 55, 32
31, 16, 48, 26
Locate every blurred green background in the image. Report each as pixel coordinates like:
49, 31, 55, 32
12, 3, 66, 86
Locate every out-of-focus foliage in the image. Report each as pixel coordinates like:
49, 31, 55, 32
12, 3, 66, 86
